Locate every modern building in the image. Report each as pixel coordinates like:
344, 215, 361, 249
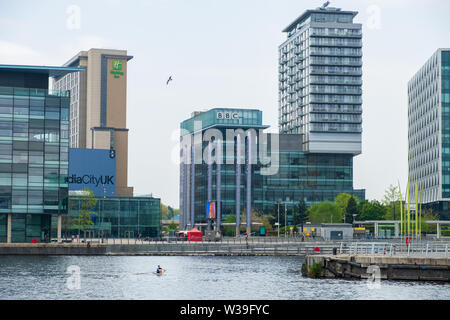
0, 64, 82, 243
303, 223, 353, 240
53, 49, 134, 196
408, 48, 450, 219
278, 4, 363, 155
60, 146, 161, 239
179, 108, 364, 234
53, 194, 161, 239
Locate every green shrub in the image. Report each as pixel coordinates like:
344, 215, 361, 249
308, 262, 323, 278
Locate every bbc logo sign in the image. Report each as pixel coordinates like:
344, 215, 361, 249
217, 112, 240, 120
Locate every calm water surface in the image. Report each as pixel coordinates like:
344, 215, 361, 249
0, 256, 448, 300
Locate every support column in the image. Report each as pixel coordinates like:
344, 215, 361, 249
57, 214, 62, 243
190, 140, 196, 229
394, 222, 399, 238
207, 142, 212, 230
246, 132, 252, 237
216, 139, 222, 232
437, 223, 441, 239
374, 223, 379, 238
235, 135, 241, 237
7, 214, 11, 243
182, 147, 188, 230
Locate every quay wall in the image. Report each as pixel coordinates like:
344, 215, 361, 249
302, 254, 450, 282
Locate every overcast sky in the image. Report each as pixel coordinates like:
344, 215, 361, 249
1, 0, 449, 207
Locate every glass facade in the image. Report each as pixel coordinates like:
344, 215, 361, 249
408, 50, 446, 205
53, 71, 81, 148
262, 152, 364, 206
0, 86, 69, 242
181, 108, 265, 134
186, 139, 364, 226
408, 49, 450, 219
441, 51, 450, 198
180, 109, 365, 228
58, 196, 161, 238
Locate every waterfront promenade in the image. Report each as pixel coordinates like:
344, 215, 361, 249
0, 238, 449, 257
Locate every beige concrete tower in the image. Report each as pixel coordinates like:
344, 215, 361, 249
54, 48, 134, 196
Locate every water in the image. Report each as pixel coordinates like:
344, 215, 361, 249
0, 256, 449, 300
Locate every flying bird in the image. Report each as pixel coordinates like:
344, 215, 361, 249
166, 76, 173, 85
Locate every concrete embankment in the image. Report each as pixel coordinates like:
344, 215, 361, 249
0, 242, 334, 256
302, 254, 450, 282
0, 243, 107, 255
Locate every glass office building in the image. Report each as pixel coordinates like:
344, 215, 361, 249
262, 135, 364, 211
0, 65, 82, 243
408, 49, 450, 219
54, 195, 161, 239
179, 108, 365, 231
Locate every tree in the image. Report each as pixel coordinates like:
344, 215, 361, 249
345, 196, 359, 223
308, 202, 342, 223
335, 193, 352, 216
161, 203, 180, 220
72, 188, 98, 240
421, 209, 439, 233
293, 199, 308, 231
168, 221, 178, 231
242, 210, 273, 234
382, 184, 401, 220
358, 200, 386, 221
223, 215, 236, 237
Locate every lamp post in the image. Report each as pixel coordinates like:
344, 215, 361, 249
277, 202, 280, 238
285, 204, 287, 238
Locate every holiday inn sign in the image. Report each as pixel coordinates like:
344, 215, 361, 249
110, 59, 124, 78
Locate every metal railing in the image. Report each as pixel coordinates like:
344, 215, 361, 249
62, 236, 450, 257
338, 241, 450, 258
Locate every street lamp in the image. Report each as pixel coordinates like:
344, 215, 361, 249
277, 202, 280, 238
285, 204, 287, 238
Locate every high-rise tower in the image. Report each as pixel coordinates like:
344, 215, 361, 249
408, 49, 450, 219
278, 4, 363, 154
53, 49, 134, 196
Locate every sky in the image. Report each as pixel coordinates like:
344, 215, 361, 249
1, 0, 449, 208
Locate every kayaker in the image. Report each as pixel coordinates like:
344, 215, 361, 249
156, 265, 163, 274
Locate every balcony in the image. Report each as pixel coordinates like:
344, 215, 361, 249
309, 94, 362, 104
310, 48, 362, 57
287, 70, 297, 77
309, 38, 362, 48
310, 87, 362, 95
310, 57, 362, 67
310, 30, 362, 38
309, 77, 362, 86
